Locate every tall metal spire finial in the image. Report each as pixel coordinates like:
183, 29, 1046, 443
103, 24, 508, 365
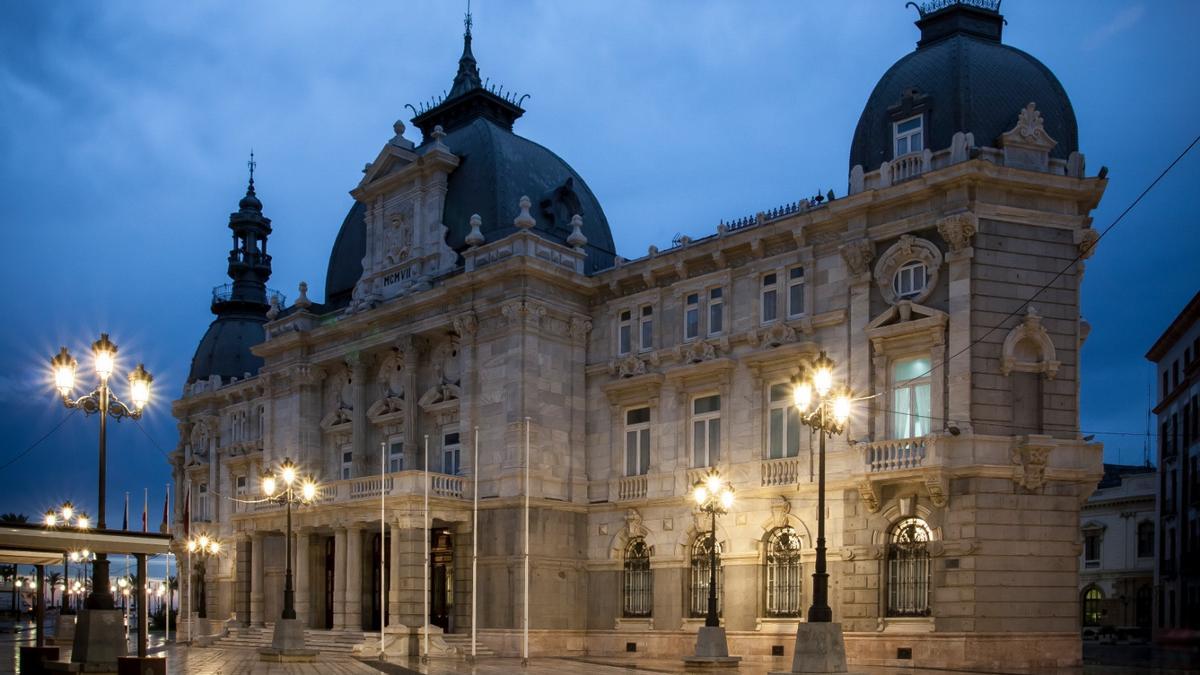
247, 149, 256, 189
464, 0, 472, 37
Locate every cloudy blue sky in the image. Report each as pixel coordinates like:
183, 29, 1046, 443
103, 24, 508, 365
0, 0, 1197, 546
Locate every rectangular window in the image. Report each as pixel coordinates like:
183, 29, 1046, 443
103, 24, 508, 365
235, 475, 247, 497
707, 288, 724, 336
1084, 532, 1101, 568
197, 482, 209, 521
624, 407, 651, 476
761, 273, 778, 324
389, 439, 404, 473
618, 310, 632, 355
1163, 370, 1169, 399
768, 383, 802, 459
442, 431, 461, 475
892, 357, 931, 440
692, 395, 722, 467
639, 305, 654, 352
787, 266, 805, 317
341, 450, 353, 480
1137, 522, 1155, 558
684, 293, 699, 341
893, 114, 923, 157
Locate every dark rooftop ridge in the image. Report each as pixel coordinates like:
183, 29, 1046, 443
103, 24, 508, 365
909, 0, 1004, 47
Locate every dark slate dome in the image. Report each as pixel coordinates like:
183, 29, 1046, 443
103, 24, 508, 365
849, 1, 1078, 172
324, 26, 616, 311
188, 312, 267, 384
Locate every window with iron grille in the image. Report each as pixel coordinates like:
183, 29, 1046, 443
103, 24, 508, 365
623, 538, 652, 617
1083, 586, 1104, 626
689, 535, 722, 618
764, 527, 803, 617
886, 517, 931, 617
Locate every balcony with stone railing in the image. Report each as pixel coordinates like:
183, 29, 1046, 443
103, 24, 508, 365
239, 470, 469, 515
862, 438, 931, 474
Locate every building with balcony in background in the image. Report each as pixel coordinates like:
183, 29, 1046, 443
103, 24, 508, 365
171, 2, 1109, 670
1078, 464, 1156, 639
1145, 289, 1200, 639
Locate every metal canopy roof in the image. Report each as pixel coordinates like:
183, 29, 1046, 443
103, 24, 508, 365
0, 522, 172, 564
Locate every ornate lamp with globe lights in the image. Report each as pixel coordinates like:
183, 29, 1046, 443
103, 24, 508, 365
683, 470, 742, 668
44, 502, 91, 616
49, 334, 153, 612
772, 350, 854, 674
258, 458, 319, 660
184, 535, 220, 621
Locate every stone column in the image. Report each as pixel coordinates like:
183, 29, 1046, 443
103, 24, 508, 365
249, 532, 265, 626
388, 523, 403, 626
295, 529, 311, 627
345, 525, 363, 631
453, 313, 479, 476
453, 522, 473, 633
399, 338, 420, 471
333, 527, 347, 629
394, 520, 426, 627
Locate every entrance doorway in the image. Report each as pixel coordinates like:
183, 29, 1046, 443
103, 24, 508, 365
430, 528, 453, 631
368, 532, 389, 631
323, 537, 335, 629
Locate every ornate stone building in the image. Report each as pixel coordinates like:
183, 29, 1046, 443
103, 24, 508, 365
172, 2, 1108, 669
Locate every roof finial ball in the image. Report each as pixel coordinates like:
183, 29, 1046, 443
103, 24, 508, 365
514, 196, 536, 230
465, 214, 486, 247
567, 214, 588, 249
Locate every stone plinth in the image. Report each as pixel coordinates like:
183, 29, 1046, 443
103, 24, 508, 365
70, 608, 126, 670
19, 645, 60, 675
52, 614, 76, 646
258, 618, 317, 662
770, 622, 847, 674
682, 626, 742, 668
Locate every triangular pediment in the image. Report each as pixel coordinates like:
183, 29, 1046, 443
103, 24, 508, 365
360, 144, 419, 188
867, 300, 948, 333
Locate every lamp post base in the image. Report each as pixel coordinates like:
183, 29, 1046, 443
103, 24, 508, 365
769, 622, 848, 674
259, 618, 317, 662
69, 609, 126, 670
682, 626, 742, 668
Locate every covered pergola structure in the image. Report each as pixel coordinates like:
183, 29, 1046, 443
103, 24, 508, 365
0, 521, 172, 674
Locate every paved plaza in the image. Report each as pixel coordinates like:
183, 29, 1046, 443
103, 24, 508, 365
2, 621, 1198, 674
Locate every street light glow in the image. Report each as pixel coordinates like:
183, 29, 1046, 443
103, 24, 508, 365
793, 380, 813, 412
92, 334, 117, 381
51, 347, 77, 397
262, 475, 277, 497
44, 512, 57, 527
281, 464, 296, 486
693, 485, 708, 505
128, 363, 153, 410
77, 516, 89, 530
301, 480, 317, 502
833, 394, 852, 425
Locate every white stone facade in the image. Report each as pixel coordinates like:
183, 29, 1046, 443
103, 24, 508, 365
1078, 465, 1155, 636
171, 20, 1111, 674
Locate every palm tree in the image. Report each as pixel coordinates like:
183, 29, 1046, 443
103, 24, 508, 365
0, 513, 29, 524
48, 573, 63, 609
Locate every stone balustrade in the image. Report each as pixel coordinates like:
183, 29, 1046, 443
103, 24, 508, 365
239, 470, 468, 515
862, 438, 928, 473
615, 475, 648, 501
760, 456, 803, 487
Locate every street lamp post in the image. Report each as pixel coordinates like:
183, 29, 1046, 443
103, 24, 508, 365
50, 334, 153, 612
184, 535, 219, 621
683, 470, 741, 667
773, 350, 854, 674
259, 459, 318, 660
46, 502, 90, 616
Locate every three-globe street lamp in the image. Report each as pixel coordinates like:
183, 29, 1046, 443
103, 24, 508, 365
691, 470, 734, 628
50, 334, 153, 610
185, 535, 220, 619
791, 351, 853, 623
261, 459, 318, 621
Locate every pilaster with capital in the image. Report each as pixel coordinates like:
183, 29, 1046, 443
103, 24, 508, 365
348, 353, 371, 476
387, 522, 403, 626
250, 531, 265, 626
938, 211, 977, 432
294, 528, 311, 626
453, 312, 479, 475
842, 237, 875, 440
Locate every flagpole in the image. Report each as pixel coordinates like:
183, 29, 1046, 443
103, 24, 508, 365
471, 425, 478, 662
422, 434, 430, 664
165, 483, 171, 642
523, 416, 530, 667
379, 440, 385, 660
143, 487, 148, 533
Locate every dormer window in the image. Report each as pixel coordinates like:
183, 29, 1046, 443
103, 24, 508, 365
894, 115, 924, 157
894, 261, 927, 300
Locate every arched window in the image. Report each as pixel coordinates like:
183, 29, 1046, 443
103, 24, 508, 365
623, 538, 652, 618
886, 517, 931, 617
689, 535, 722, 618
764, 527, 803, 617
1082, 586, 1104, 626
